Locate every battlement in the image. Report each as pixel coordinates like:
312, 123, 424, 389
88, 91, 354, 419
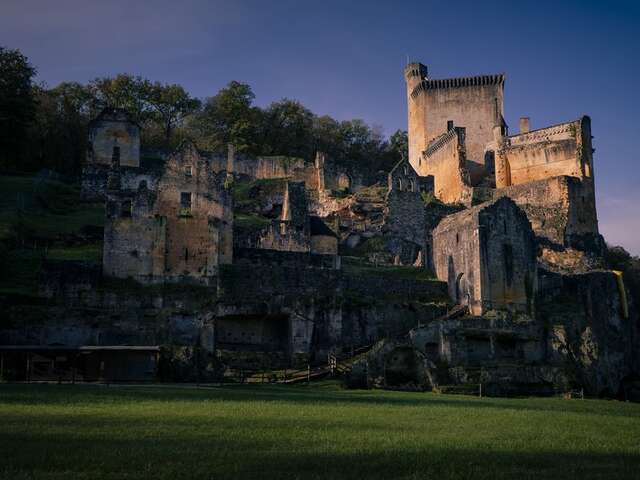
404, 62, 428, 81
507, 117, 587, 147
410, 74, 504, 99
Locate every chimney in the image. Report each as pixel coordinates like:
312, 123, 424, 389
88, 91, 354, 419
519, 117, 530, 134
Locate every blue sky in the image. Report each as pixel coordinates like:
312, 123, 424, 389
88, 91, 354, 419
3, 0, 640, 253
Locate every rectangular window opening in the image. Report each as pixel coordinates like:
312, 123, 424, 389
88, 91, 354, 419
121, 200, 132, 218
180, 192, 192, 214
112, 146, 121, 167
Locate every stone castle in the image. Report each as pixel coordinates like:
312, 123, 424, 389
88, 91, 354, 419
1, 62, 637, 399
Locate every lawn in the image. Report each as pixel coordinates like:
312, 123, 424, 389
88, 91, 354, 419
0, 383, 639, 479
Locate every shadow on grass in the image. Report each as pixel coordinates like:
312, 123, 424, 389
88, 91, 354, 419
0, 429, 638, 480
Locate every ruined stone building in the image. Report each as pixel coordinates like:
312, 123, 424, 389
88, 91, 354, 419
235, 180, 339, 262
432, 197, 537, 315
103, 142, 233, 284
82, 108, 142, 201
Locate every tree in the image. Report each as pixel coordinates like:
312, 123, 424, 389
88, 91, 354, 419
389, 130, 408, 160
142, 81, 200, 145
605, 244, 640, 310
0, 47, 36, 171
311, 115, 344, 159
260, 99, 314, 158
194, 81, 259, 153
87, 74, 151, 124
28, 82, 93, 174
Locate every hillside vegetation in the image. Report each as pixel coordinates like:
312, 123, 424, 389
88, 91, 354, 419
0, 175, 103, 296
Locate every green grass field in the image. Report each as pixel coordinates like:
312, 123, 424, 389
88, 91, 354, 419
0, 383, 638, 479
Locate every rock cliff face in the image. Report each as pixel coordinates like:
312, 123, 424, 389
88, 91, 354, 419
349, 268, 638, 397
0, 258, 450, 381
537, 270, 637, 396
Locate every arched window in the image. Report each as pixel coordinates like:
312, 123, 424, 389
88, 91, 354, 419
408, 180, 414, 192
396, 178, 402, 191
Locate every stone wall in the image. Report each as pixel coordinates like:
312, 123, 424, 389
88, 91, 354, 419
87, 108, 140, 168
218, 148, 365, 193
3, 259, 450, 374
103, 186, 166, 280
422, 128, 471, 204
496, 117, 593, 187
384, 189, 426, 259
310, 235, 338, 256
493, 175, 599, 249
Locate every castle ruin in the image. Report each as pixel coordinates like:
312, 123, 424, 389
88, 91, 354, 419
1, 61, 637, 399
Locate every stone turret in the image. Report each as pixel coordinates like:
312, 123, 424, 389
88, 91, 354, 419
404, 63, 429, 171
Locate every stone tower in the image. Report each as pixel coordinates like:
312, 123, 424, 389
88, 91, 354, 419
404, 62, 505, 184
404, 63, 429, 173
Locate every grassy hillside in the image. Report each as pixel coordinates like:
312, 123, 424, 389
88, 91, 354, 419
0, 383, 638, 479
0, 175, 103, 296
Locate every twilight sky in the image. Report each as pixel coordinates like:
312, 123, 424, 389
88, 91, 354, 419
3, 0, 640, 254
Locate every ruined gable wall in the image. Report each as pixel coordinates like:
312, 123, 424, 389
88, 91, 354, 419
496, 117, 593, 187
388, 159, 420, 193
432, 198, 536, 315
88, 120, 140, 168
478, 199, 537, 314
423, 131, 470, 204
